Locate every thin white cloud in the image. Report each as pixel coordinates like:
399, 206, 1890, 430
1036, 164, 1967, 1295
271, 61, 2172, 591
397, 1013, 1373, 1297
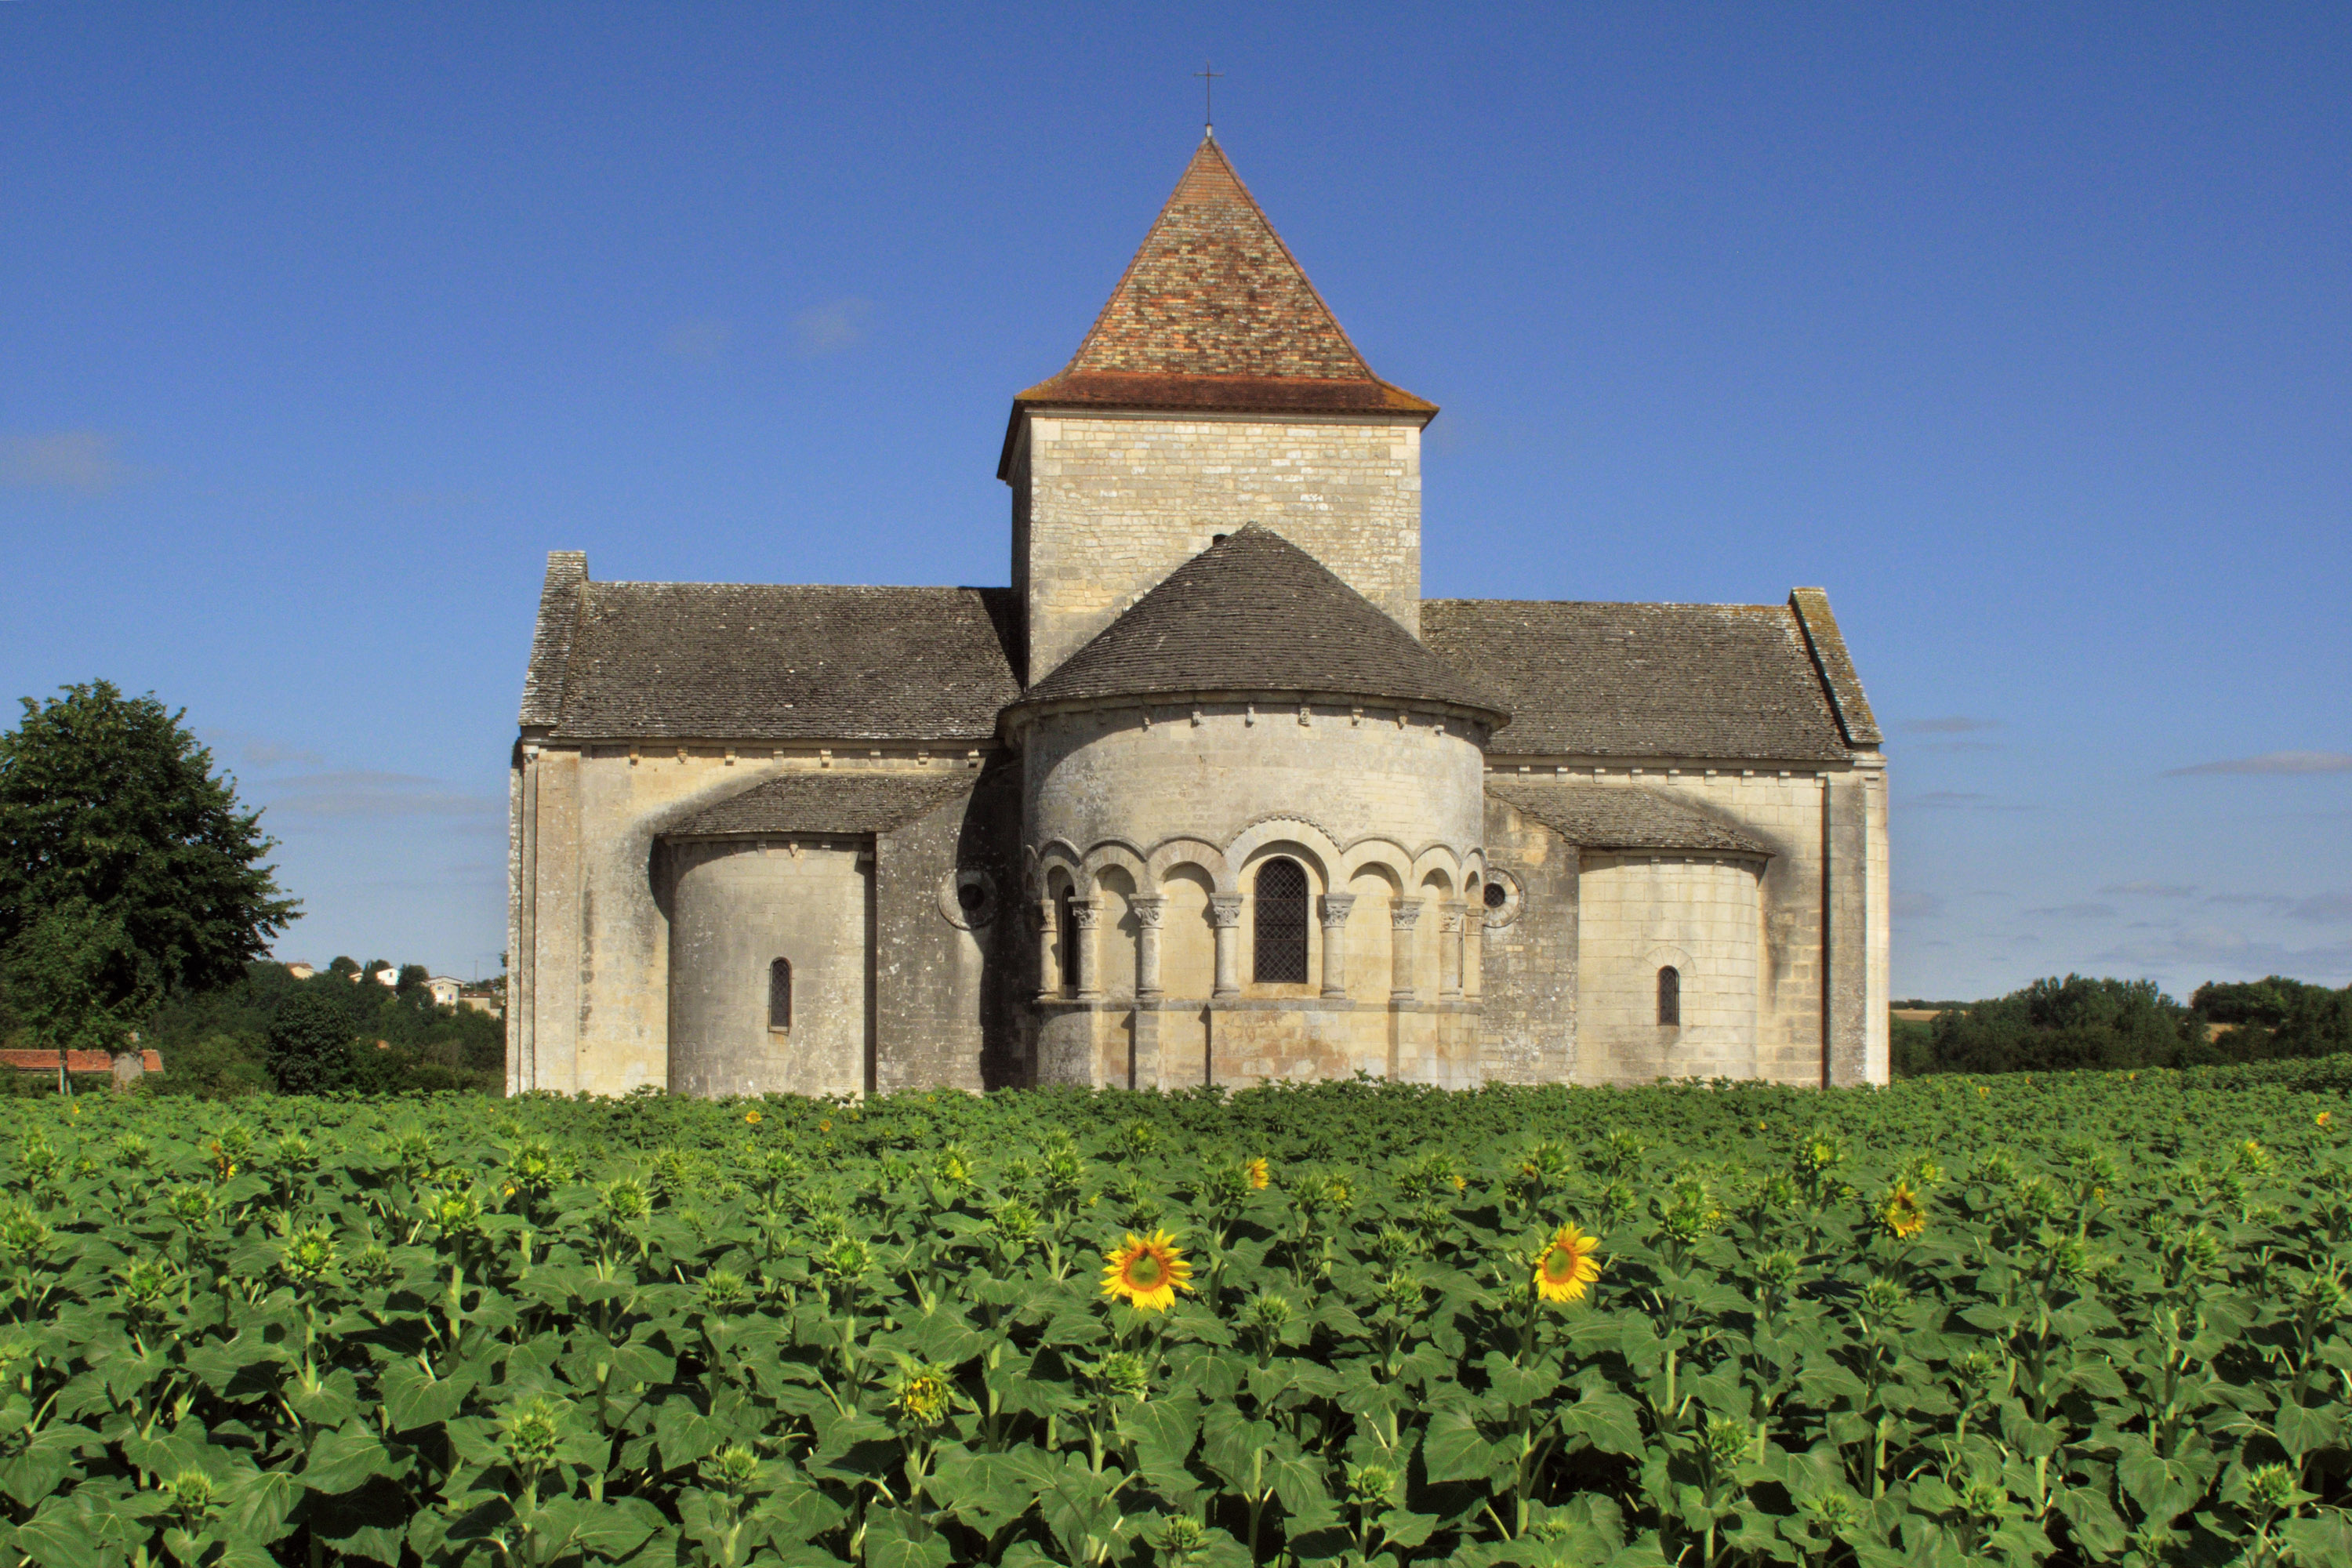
263, 771, 503, 821
2100, 880, 2198, 898
2292, 892, 2352, 925
792, 297, 872, 356
2, 430, 129, 495
1903, 716, 1998, 734
1905, 790, 1987, 808
2027, 902, 2118, 920
200, 728, 328, 771
1891, 891, 1944, 918
2206, 892, 2292, 909
2165, 750, 2352, 777
662, 319, 731, 362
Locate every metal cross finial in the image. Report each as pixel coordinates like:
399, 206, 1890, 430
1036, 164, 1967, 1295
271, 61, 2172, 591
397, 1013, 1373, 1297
1196, 61, 1223, 133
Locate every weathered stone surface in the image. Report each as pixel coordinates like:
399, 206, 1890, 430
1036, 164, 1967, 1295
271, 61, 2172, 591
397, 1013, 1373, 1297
506, 136, 1891, 1100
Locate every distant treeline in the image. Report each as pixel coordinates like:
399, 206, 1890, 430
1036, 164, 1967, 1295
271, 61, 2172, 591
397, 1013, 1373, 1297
1892, 974, 2352, 1077
3, 959, 505, 1098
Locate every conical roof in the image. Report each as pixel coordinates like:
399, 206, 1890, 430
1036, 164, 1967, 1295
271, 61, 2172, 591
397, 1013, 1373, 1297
1007, 137, 1435, 441
1010, 526, 1506, 724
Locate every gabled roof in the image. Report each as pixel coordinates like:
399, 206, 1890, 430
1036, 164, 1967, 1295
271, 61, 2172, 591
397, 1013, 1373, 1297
1422, 596, 1860, 763
524, 556, 1022, 744
1002, 137, 1432, 474
1012, 526, 1506, 721
666, 772, 975, 838
1487, 781, 1775, 857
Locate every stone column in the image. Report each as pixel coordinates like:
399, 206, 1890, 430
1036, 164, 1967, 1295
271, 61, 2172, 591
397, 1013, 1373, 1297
1389, 899, 1422, 1002
1318, 894, 1356, 999
1439, 902, 1465, 999
1069, 898, 1100, 1000
1208, 895, 1243, 999
1032, 898, 1058, 1002
1131, 896, 1166, 999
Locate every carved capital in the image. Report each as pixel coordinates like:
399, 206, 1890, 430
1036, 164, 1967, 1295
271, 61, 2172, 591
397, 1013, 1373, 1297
1439, 906, 1465, 935
1207, 895, 1244, 930
1318, 894, 1356, 929
1390, 901, 1424, 932
1130, 896, 1166, 930
1067, 898, 1100, 932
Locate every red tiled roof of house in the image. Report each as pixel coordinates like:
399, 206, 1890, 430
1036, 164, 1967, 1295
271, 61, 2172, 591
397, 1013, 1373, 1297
0, 1048, 163, 1073
1002, 136, 1433, 472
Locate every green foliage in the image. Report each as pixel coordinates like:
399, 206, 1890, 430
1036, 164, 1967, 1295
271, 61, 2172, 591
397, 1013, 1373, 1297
1922, 975, 2201, 1076
138, 962, 503, 1099
263, 989, 360, 1094
1900, 976, 2352, 1078
0, 900, 151, 1068
0, 1068, 2347, 1567
0, 682, 297, 1012
2193, 978, 2352, 1063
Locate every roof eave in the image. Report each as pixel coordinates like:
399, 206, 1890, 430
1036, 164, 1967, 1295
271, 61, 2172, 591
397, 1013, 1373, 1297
998, 686, 1508, 745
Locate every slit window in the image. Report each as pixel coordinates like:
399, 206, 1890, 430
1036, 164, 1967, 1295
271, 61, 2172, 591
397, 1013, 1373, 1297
768, 959, 793, 1033
1056, 887, 1079, 993
1657, 966, 1680, 1027
1253, 858, 1310, 985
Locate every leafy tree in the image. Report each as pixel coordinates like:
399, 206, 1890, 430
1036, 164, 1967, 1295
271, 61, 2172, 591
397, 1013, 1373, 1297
0, 683, 297, 1024
263, 987, 357, 1094
328, 956, 360, 979
1, 900, 151, 1090
395, 963, 430, 996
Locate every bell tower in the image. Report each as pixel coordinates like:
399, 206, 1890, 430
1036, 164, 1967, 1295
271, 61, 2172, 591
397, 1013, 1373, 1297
999, 135, 1438, 681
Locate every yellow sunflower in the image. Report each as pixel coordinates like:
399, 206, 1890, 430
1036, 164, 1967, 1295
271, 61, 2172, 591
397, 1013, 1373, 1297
1533, 1224, 1602, 1304
743, 1109, 763, 1126
2318, 1111, 2332, 1130
1246, 1158, 1271, 1191
1101, 1229, 1193, 1312
1879, 1181, 1927, 1240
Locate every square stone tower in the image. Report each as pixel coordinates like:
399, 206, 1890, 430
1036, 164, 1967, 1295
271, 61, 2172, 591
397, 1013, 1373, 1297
998, 134, 1439, 681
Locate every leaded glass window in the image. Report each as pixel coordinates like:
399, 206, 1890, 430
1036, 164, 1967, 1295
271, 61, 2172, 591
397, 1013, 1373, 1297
1254, 858, 1310, 985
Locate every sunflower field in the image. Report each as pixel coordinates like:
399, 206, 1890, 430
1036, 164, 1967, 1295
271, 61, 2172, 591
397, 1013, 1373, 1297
1, 1063, 2350, 1568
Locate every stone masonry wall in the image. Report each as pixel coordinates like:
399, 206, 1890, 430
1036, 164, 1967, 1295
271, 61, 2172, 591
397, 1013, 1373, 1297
1577, 854, 1763, 1083
1478, 797, 1580, 1084
871, 768, 1024, 1094
666, 839, 870, 1098
1017, 412, 1424, 678
512, 748, 992, 1096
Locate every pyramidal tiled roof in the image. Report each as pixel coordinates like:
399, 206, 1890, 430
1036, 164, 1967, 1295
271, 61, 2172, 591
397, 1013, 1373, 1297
1007, 137, 1436, 435
1013, 525, 1505, 721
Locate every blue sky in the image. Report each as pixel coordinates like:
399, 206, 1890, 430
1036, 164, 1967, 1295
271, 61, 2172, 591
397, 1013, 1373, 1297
4, 4, 2346, 1000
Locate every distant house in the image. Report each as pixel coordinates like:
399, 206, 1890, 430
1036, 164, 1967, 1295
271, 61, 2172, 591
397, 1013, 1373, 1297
371, 967, 397, 987
426, 975, 463, 1007
459, 985, 504, 1020
285, 961, 315, 980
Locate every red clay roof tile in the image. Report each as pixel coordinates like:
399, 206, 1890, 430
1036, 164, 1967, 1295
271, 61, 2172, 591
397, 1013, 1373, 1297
1004, 136, 1432, 471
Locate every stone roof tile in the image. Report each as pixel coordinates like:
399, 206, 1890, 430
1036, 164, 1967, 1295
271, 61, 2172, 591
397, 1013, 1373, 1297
666, 772, 975, 837
1488, 780, 1774, 856
545, 582, 1022, 743
1423, 599, 1854, 762
1015, 526, 1506, 720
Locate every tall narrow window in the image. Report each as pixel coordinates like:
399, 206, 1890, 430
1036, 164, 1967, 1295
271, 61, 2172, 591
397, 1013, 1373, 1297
768, 959, 793, 1033
1056, 886, 1079, 993
1657, 966, 1680, 1027
1253, 858, 1310, 984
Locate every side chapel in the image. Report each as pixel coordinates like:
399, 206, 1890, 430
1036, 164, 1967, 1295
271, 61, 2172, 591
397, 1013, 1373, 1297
506, 135, 1891, 1097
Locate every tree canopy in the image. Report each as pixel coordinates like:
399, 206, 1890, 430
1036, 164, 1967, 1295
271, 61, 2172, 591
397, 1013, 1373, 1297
0, 681, 297, 1012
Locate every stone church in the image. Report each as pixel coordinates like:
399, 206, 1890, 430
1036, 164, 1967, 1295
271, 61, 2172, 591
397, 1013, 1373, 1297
506, 136, 1890, 1098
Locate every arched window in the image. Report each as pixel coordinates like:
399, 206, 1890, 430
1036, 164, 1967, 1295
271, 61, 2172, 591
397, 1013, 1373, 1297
1055, 886, 1079, 993
768, 959, 793, 1033
1657, 966, 1680, 1028
1253, 858, 1310, 984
